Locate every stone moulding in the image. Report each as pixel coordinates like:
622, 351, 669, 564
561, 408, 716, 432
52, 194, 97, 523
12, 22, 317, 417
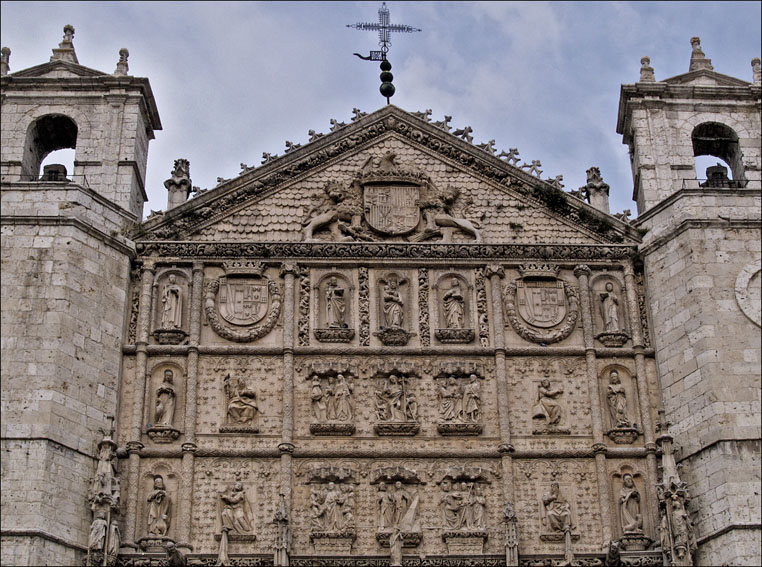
374, 422, 420, 436
532, 425, 571, 435
434, 328, 475, 344
375, 530, 422, 547
539, 532, 581, 542
146, 425, 181, 443
374, 327, 416, 346
619, 533, 652, 551
504, 279, 580, 344
137, 536, 175, 552
442, 530, 488, 554
313, 328, 355, 343
310, 531, 356, 556
135, 241, 637, 261
219, 425, 259, 434
595, 330, 630, 347
437, 422, 483, 436
606, 427, 640, 444
213, 533, 256, 542
310, 422, 356, 436
204, 278, 281, 342
152, 328, 188, 345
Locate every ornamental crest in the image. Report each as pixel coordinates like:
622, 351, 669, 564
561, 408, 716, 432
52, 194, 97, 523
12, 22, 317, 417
204, 261, 282, 342
363, 184, 420, 235
516, 280, 567, 328
218, 278, 269, 325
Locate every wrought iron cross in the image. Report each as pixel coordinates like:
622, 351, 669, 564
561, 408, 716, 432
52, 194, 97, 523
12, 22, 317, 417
347, 2, 421, 61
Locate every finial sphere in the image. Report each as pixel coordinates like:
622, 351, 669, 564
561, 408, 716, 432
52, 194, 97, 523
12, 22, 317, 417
380, 82, 395, 97
380, 60, 392, 71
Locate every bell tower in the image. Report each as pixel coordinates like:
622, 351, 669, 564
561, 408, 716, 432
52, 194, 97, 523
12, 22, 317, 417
0, 26, 161, 566
618, 38, 761, 565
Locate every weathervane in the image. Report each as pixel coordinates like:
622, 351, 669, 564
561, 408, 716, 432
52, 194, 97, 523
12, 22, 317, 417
347, 2, 421, 103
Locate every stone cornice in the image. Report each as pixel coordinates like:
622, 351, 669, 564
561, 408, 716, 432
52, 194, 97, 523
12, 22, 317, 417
134, 241, 637, 261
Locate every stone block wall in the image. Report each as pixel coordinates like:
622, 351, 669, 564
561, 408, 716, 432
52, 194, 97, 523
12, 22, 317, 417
1, 182, 135, 565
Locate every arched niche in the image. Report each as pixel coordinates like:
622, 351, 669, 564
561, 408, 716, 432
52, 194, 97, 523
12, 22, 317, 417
590, 272, 630, 347
611, 465, 652, 549
151, 268, 191, 344
313, 272, 355, 343
145, 361, 185, 443
21, 114, 78, 180
433, 272, 475, 344
692, 122, 745, 185
599, 364, 640, 444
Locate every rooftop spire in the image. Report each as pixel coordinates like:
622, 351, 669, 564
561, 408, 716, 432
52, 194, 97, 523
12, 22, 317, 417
688, 36, 713, 72
348, 2, 421, 104
50, 24, 79, 64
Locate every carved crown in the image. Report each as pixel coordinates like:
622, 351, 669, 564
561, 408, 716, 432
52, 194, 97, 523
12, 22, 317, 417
356, 152, 428, 185
519, 263, 560, 279
222, 260, 266, 277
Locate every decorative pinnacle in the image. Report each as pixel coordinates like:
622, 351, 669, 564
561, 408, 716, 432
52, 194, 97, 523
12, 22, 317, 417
0, 47, 9, 76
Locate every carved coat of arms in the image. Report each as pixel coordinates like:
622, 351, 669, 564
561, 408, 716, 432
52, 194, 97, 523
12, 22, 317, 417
218, 278, 269, 325
363, 184, 420, 235
516, 280, 567, 328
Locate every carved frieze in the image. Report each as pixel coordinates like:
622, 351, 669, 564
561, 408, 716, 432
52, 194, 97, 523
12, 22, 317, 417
504, 264, 579, 345
437, 467, 490, 554
308, 466, 357, 556
371, 361, 420, 436
474, 267, 490, 347
298, 265, 311, 346
418, 268, 431, 347
204, 261, 281, 342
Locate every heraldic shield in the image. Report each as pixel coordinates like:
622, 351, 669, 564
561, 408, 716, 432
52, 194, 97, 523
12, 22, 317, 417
364, 184, 421, 235
217, 278, 269, 325
516, 280, 567, 328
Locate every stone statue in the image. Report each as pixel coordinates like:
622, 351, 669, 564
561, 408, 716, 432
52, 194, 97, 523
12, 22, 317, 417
662, 493, 697, 566
382, 278, 404, 329
273, 494, 291, 567
443, 278, 465, 329
154, 370, 177, 427
600, 282, 621, 332
325, 277, 347, 328
165, 541, 187, 567
441, 480, 462, 529
620, 474, 643, 534
220, 482, 253, 534
542, 481, 573, 533
389, 526, 403, 566
607, 370, 631, 428
503, 502, 519, 567
461, 374, 481, 423
87, 423, 121, 565
224, 374, 258, 425
378, 482, 395, 530
147, 475, 171, 536
439, 376, 461, 422
376, 375, 416, 422
311, 375, 326, 422
161, 275, 183, 329
311, 482, 354, 532
333, 374, 353, 422
532, 377, 564, 427
390, 481, 411, 528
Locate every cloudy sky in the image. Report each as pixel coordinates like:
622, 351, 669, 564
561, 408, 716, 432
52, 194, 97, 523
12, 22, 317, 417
2, 1, 760, 219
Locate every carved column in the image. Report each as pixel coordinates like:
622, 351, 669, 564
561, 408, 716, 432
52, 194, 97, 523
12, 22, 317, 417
624, 260, 659, 536
279, 263, 297, 510
125, 260, 154, 543
486, 264, 515, 505
574, 264, 612, 547
177, 261, 204, 544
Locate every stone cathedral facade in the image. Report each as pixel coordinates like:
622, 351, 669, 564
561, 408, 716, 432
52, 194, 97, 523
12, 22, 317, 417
1, 28, 760, 567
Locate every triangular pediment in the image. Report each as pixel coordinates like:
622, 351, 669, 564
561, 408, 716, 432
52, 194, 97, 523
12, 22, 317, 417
663, 69, 750, 87
10, 60, 108, 78
138, 105, 639, 247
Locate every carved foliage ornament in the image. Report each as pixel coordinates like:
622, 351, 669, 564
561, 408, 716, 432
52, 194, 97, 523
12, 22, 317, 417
204, 262, 282, 342
503, 265, 579, 344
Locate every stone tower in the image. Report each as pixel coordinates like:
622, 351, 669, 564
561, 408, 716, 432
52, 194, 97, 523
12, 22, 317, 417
0, 27, 161, 565
617, 38, 761, 564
